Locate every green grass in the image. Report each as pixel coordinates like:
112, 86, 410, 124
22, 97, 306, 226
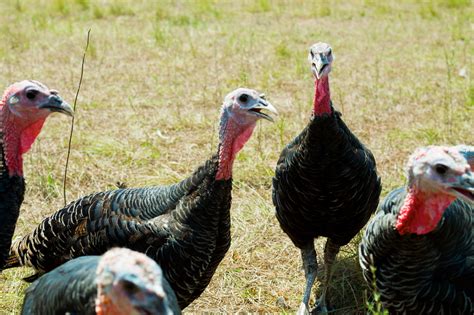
0, 0, 472, 313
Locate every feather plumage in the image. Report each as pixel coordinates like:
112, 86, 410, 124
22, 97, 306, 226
9, 156, 231, 309
0, 140, 24, 270
273, 110, 381, 248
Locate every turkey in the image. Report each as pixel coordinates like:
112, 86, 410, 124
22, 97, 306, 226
22, 247, 180, 315
359, 146, 474, 314
7, 87, 277, 309
272, 42, 381, 314
0, 80, 72, 271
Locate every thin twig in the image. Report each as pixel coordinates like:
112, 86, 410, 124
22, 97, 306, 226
63, 29, 91, 206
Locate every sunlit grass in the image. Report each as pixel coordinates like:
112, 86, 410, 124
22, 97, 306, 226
0, 0, 472, 313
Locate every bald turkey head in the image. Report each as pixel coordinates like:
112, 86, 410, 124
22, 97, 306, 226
407, 146, 473, 203
216, 88, 277, 180
309, 42, 334, 80
308, 42, 334, 116
95, 248, 176, 315
396, 146, 473, 235
0, 80, 73, 176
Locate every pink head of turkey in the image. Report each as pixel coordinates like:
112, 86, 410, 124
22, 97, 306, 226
0, 80, 73, 177
396, 146, 474, 235
216, 88, 277, 180
95, 248, 176, 315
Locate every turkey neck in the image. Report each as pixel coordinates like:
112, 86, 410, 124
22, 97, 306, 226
216, 116, 256, 180
395, 188, 456, 235
0, 102, 46, 177
312, 76, 332, 116
157, 170, 232, 308
95, 295, 121, 315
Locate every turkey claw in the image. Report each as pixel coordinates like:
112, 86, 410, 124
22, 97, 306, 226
297, 302, 310, 315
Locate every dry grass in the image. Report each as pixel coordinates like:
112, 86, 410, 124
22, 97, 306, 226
0, 0, 472, 313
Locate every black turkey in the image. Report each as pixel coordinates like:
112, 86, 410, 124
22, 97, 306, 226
359, 146, 474, 314
272, 42, 381, 313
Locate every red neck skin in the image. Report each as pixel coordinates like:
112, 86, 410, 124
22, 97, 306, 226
0, 102, 46, 177
395, 188, 456, 235
95, 294, 113, 315
312, 76, 332, 116
95, 293, 131, 315
215, 119, 256, 181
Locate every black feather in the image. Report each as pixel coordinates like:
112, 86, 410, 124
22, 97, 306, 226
8, 155, 232, 309
273, 108, 381, 249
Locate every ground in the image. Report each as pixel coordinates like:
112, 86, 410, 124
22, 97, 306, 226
0, 0, 472, 313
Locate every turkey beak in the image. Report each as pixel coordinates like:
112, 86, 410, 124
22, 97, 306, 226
134, 290, 170, 314
248, 96, 278, 122
311, 53, 330, 80
37, 94, 74, 117
448, 172, 474, 203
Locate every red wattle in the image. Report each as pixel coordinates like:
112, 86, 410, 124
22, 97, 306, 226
313, 76, 332, 116
20, 119, 46, 156
395, 188, 456, 235
1, 99, 47, 177
216, 119, 256, 181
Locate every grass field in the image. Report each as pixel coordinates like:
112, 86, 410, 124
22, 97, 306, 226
0, 0, 472, 313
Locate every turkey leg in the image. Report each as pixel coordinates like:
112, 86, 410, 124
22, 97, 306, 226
315, 238, 340, 314
297, 242, 318, 315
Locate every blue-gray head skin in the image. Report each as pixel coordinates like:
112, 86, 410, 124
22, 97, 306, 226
216, 88, 278, 180
219, 88, 278, 133
95, 248, 179, 315
308, 42, 334, 80
455, 145, 474, 169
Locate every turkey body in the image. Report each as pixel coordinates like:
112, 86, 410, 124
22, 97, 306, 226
359, 187, 474, 314
273, 110, 381, 249
21, 254, 180, 315
9, 156, 231, 309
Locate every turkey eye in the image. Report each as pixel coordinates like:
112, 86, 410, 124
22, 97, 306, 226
238, 94, 249, 103
435, 164, 448, 175
121, 280, 140, 294
26, 90, 39, 100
